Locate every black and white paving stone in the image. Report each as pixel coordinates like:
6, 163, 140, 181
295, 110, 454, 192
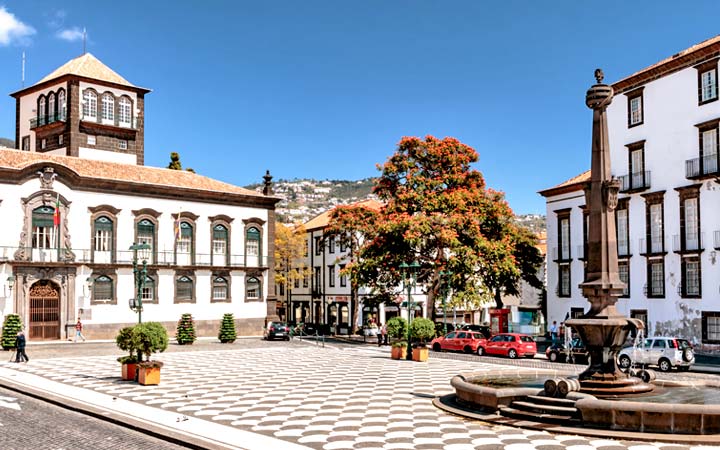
2, 344, 717, 450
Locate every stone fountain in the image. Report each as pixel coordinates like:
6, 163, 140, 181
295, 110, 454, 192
564, 69, 653, 396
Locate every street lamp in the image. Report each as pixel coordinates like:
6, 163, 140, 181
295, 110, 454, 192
399, 260, 420, 361
5, 275, 14, 297
129, 243, 151, 324
439, 270, 451, 336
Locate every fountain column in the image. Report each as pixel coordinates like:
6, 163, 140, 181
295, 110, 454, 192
565, 70, 652, 395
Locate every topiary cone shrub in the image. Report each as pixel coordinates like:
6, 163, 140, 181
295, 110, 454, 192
218, 313, 237, 343
1, 314, 22, 350
176, 313, 196, 345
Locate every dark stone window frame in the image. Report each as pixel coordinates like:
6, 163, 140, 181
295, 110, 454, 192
645, 257, 665, 299
141, 269, 158, 304
245, 272, 263, 302
339, 264, 347, 287
172, 211, 199, 266
623, 140, 649, 193
209, 215, 233, 267
328, 264, 336, 287
630, 309, 648, 336
640, 191, 666, 256
680, 255, 702, 299
618, 259, 630, 298
132, 209, 161, 264
90, 270, 117, 305
616, 198, 631, 257
570, 307, 584, 319
314, 236, 322, 256
695, 58, 719, 106
328, 236, 335, 254
702, 310, 720, 344
554, 208, 572, 263
625, 87, 644, 128
88, 205, 121, 264
174, 270, 196, 304
557, 263, 571, 298
242, 218, 266, 267
693, 118, 720, 179
675, 184, 702, 255
578, 205, 588, 262
211, 271, 232, 303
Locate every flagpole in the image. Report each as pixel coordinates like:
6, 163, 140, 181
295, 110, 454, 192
55, 194, 60, 261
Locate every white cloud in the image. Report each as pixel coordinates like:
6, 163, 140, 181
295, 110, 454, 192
47, 9, 67, 28
56, 27, 84, 42
0, 7, 35, 46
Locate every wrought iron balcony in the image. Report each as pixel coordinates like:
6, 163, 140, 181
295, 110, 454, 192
552, 246, 571, 261
686, 153, 720, 179
639, 237, 665, 255
672, 232, 704, 253
618, 171, 651, 193
30, 113, 66, 129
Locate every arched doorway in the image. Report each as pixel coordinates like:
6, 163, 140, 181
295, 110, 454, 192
29, 280, 60, 340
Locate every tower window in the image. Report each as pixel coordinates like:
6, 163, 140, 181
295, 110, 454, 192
119, 97, 132, 125
102, 93, 114, 122
119, 140, 128, 150
87, 135, 96, 146
83, 90, 97, 119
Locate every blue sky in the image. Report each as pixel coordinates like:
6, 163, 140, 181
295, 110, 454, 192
1, 1, 720, 214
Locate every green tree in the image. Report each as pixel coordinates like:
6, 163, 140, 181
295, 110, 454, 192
168, 152, 195, 173
325, 136, 541, 320
175, 313, 196, 345
275, 223, 311, 321
1, 314, 22, 350
218, 313, 237, 343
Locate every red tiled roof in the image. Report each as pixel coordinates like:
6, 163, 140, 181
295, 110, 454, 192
538, 170, 590, 197
0, 148, 267, 198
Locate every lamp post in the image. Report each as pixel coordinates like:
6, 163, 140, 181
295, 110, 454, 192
399, 261, 420, 361
6, 275, 14, 297
439, 270, 450, 336
129, 243, 150, 324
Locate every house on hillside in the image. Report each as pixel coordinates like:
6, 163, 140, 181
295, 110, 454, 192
541, 35, 720, 351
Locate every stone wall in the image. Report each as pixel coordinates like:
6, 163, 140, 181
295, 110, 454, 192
81, 317, 265, 341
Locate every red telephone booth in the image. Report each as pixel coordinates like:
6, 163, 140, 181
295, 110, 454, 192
489, 308, 510, 334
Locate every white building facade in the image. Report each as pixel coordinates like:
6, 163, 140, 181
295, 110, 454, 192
541, 36, 720, 349
1, 54, 279, 340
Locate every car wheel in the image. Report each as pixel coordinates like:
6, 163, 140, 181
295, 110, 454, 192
463, 346, 472, 354
508, 349, 518, 359
618, 355, 632, 371
658, 358, 671, 372
432, 343, 441, 352
548, 351, 558, 362
477, 346, 485, 356
682, 348, 694, 363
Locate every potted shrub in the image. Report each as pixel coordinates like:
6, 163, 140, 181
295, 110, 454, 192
386, 317, 407, 360
1, 314, 22, 351
176, 313, 196, 345
132, 322, 169, 385
410, 317, 435, 362
218, 313, 237, 343
115, 326, 139, 380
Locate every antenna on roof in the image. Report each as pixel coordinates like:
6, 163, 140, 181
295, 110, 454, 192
82, 27, 87, 55
21, 51, 25, 88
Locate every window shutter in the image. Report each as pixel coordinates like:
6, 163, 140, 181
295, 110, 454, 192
213, 225, 228, 239
95, 216, 113, 231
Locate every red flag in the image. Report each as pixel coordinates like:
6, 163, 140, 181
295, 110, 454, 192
53, 194, 60, 227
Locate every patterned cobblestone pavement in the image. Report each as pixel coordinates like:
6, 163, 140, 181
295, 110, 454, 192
2, 343, 718, 450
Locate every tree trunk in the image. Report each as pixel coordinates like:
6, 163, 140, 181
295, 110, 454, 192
494, 287, 504, 310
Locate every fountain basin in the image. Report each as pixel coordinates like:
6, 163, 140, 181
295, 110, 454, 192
451, 373, 720, 435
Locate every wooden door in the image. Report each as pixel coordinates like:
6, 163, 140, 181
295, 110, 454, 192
29, 281, 60, 340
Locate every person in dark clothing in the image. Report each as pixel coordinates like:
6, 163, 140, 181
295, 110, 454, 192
15, 330, 29, 363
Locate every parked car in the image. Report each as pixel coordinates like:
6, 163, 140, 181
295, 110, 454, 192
430, 331, 487, 354
264, 322, 290, 341
545, 337, 589, 363
460, 324, 492, 339
617, 337, 694, 372
477, 333, 536, 359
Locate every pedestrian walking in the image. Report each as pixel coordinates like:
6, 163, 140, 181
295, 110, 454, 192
74, 319, 86, 342
549, 321, 558, 344
381, 323, 388, 346
15, 330, 29, 363
377, 323, 384, 346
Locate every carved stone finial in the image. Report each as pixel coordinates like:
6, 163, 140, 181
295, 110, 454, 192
262, 170, 273, 196
594, 68, 604, 84
37, 167, 58, 190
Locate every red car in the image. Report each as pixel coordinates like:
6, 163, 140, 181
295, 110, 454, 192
477, 333, 536, 359
430, 331, 487, 354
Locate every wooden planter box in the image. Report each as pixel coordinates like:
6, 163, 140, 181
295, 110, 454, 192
412, 347, 429, 362
391, 346, 407, 360
138, 366, 161, 385
121, 363, 138, 381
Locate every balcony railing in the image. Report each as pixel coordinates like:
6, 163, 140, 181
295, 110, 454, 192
617, 239, 631, 257
686, 153, 720, 178
715, 230, 720, 249
0, 246, 267, 267
618, 171, 651, 192
30, 113, 66, 129
552, 246, 571, 261
639, 237, 665, 254
576, 245, 585, 260
672, 232, 704, 253
80, 114, 137, 130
